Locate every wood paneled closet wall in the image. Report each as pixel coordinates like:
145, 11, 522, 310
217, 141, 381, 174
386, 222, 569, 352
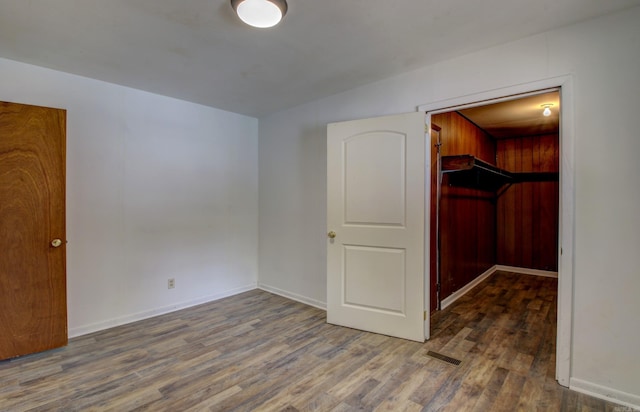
431, 112, 559, 311
496, 135, 559, 271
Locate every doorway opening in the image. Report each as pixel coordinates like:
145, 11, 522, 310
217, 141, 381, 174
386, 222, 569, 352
420, 76, 573, 387
430, 90, 560, 312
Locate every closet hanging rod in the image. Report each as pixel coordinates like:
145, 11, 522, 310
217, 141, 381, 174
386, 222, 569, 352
441, 154, 558, 192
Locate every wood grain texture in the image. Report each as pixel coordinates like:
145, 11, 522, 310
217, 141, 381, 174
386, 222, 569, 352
429, 126, 440, 313
0, 272, 621, 411
432, 112, 496, 306
496, 134, 559, 271
0, 101, 67, 360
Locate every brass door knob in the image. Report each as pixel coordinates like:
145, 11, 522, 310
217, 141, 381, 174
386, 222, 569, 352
51, 239, 62, 248
327, 231, 336, 239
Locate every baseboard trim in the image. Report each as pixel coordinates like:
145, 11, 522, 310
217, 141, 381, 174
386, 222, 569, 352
570, 378, 640, 410
68, 283, 258, 338
258, 283, 327, 311
441, 266, 497, 310
440, 265, 558, 310
495, 265, 558, 278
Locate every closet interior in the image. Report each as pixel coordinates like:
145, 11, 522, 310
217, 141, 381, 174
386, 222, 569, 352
430, 91, 560, 312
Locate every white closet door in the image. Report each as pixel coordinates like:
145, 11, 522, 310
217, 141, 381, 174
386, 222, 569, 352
327, 112, 425, 342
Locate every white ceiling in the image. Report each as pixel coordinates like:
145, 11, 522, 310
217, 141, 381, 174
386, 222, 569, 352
1, 0, 639, 117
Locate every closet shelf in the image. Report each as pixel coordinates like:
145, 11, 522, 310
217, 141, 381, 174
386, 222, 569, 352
441, 154, 558, 192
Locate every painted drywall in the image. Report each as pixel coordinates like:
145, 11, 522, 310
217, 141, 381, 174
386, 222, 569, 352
0, 58, 259, 337
258, 7, 640, 407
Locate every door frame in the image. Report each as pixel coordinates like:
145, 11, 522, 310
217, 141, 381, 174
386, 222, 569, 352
418, 75, 574, 387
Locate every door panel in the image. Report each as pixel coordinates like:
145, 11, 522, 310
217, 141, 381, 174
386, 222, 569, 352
344, 245, 405, 313
327, 112, 425, 342
0, 101, 67, 359
344, 132, 405, 225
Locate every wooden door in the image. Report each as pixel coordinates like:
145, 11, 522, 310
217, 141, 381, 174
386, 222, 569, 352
0, 101, 67, 359
327, 112, 425, 342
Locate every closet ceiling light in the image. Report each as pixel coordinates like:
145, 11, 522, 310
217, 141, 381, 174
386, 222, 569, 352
541, 104, 553, 117
231, 0, 288, 28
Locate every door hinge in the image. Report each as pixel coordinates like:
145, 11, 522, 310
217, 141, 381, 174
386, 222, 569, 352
424, 311, 427, 320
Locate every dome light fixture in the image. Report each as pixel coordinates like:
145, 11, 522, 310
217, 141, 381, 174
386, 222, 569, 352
541, 104, 553, 117
231, 0, 288, 28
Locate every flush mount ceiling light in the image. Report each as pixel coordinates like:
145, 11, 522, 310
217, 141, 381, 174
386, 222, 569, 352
541, 104, 553, 117
231, 0, 288, 28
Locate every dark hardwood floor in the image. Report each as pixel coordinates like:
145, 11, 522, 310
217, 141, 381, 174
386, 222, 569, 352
0, 271, 626, 411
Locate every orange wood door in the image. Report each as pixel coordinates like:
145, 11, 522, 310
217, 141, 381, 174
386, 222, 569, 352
0, 101, 67, 360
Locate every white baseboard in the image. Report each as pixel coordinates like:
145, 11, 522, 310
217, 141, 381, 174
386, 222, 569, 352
258, 283, 327, 311
495, 265, 558, 278
440, 266, 496, 310
570, 378, 640, 410
68, 283, 257, 338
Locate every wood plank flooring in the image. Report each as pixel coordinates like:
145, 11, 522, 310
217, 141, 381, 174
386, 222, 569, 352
0, 271, 627, 411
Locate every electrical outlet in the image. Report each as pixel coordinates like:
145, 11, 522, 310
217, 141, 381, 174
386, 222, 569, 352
168, 278, 175, 289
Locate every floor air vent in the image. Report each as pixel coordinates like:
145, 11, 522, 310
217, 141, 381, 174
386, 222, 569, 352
426, 351, 462, 366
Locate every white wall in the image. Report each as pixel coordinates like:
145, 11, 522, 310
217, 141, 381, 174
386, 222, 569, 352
0, 58, 259, 337
258, 7, 640, 408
